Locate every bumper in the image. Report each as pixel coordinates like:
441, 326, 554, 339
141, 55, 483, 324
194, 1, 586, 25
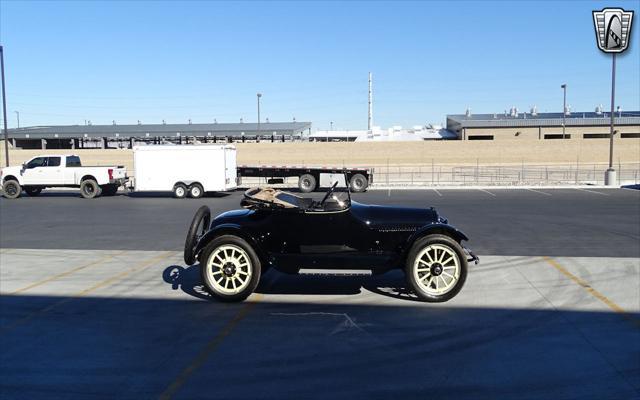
463, 246, 479, 265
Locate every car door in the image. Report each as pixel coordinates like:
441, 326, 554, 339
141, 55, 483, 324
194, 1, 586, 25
21, 157, 48, 185
43, 156, 64, 185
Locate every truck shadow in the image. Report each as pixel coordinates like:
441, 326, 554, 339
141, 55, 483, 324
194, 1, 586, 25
162, 264, 418, 301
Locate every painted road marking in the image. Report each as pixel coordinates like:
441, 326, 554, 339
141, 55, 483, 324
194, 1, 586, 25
433, 188, 442, 197
9, 250, 127, 295
526, 188, 552, 196
543, 257, 640, 329
477, 188, 496, 197
159, 294, 264, 400
576, 188, 609, 196
0, 251, 176, 335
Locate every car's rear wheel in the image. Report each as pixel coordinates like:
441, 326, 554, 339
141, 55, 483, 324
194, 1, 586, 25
80, 179, 101, 199
200, 235, 261, 302
298, 174, 317, 193
2, 180, 22, 199
24, 186, 42, 197
405, 234, 467, 302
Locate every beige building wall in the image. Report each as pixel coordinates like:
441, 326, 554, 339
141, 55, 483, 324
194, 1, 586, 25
463, 124, 640, 142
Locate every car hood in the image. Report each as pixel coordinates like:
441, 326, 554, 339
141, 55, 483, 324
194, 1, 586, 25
213, 209, 253, 223
351, 202, 440, 229
1, 166, 22, 176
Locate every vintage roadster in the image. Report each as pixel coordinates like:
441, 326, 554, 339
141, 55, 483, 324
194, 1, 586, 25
184, 183, 478, 302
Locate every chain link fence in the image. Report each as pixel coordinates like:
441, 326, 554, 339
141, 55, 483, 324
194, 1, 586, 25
370, 162, 640, 186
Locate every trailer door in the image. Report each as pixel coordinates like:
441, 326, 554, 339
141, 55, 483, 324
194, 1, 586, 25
224, 147, 238, 190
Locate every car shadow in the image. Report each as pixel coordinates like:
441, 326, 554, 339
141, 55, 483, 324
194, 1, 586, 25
162, 264, 420, 301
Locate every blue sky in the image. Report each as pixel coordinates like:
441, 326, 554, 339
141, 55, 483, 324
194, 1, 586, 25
1, 0, 638, 130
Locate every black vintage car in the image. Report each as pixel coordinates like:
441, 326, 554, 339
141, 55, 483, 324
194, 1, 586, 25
184, 183, 478, 302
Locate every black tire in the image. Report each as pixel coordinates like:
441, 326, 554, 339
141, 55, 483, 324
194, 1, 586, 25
184, 205, 211, 265
101, 184, 119, 196
24, 187, 43, 197
405, 234, 468, 302
80, 179, 101, 199
2, 180, 22, 199
200, 235, 261, 303
298, 174, 317, 193
188, 183, 204, 199
174, 183, 188, 199
349, 174, 368, 192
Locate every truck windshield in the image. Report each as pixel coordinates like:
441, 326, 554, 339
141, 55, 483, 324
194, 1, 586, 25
66, 156, 81, 167
26, 157, 47, 169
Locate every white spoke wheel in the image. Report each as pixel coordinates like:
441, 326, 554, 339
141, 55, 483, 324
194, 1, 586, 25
200, 235, 261, 302
405, 234, 468, 302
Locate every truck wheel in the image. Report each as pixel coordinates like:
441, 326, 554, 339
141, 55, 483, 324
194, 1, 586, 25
101, 184, 119, 196
200, 235, 261, 302
188, 183, 204, 199
24, 187, 43, 197
298, 174, 317, 193
405, 234, 468, 303
80, 179, 101, 199
174, 183, 187, 199
349, 174, 368, 192
2, 180, 22, 199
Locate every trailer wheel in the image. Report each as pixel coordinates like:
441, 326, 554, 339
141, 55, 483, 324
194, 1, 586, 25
298, 174, 317, 193
2, 180, 22, 199
349, 174, 368, 192
174, 183, 188, 199
80, 179, 101, 199
189, 183, 204, 199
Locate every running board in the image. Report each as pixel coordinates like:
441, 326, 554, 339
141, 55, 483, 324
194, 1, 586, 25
298, 269, 373, 276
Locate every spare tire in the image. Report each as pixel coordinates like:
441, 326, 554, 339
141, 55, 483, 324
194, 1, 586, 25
184, 205, 212, 265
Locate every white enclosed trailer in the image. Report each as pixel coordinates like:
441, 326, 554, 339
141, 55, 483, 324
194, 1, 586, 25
132, 145, 237, 198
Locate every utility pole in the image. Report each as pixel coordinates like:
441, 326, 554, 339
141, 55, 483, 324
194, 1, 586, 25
561, 84, 567, 139
15, 110, 19, 128
1, 45, 9, 166
367, 72, 373, 131
257, 93, 262, 138
605, 54, 617, 185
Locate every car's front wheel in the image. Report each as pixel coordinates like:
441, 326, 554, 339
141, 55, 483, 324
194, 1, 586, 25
200, 235, 261, 302
405, 234, 467, 302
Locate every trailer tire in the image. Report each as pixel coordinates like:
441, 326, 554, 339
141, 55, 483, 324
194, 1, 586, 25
189, 183, 204, 199
2, 180, 22, 199
349, 174, 368, 192
80, 179, 101, 199
298, 174, 317, 193
174, 183, 188, 199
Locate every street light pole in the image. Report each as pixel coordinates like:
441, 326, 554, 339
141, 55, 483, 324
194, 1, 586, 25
257, 93, 262, 138
605, 53, 617, 185
15, 110, 19, 128
561, 84, 567, 139
1, 45, 9, 167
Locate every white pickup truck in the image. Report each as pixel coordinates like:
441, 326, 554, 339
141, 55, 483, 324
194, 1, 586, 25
1, 155, 127, 199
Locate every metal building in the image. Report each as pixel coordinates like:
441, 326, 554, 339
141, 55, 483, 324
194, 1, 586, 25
5, 122, 312, 149
447, 111, 640, 141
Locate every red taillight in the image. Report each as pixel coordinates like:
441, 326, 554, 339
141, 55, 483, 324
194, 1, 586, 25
108, 168, 113, 180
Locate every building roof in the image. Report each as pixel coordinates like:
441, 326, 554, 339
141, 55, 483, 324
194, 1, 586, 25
447, 111, 640, 129
7, 122, 312, 139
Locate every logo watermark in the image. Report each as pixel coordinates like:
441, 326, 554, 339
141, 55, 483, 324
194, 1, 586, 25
592, 8, 634, 53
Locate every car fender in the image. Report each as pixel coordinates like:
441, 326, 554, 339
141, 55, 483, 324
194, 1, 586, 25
194, 223, 269, 267
401, 223, 469, 261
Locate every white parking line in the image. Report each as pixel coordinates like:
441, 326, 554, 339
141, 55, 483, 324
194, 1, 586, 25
576, 188, 609, 196
477, 188, 496, 197
526, 188, 552, 196
433, 188, 442, 197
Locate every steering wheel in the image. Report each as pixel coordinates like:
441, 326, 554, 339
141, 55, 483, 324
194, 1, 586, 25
319, 181, 339, 207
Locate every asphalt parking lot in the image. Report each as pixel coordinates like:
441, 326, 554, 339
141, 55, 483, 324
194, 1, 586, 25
1, 188, 639, 399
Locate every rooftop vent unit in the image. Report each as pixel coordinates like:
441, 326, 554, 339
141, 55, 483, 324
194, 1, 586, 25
617, 106, 622, 116
595, 105, 603, 115
564, 105, 571, 116
465, 108, 471, 117
530, 105, 538, 116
